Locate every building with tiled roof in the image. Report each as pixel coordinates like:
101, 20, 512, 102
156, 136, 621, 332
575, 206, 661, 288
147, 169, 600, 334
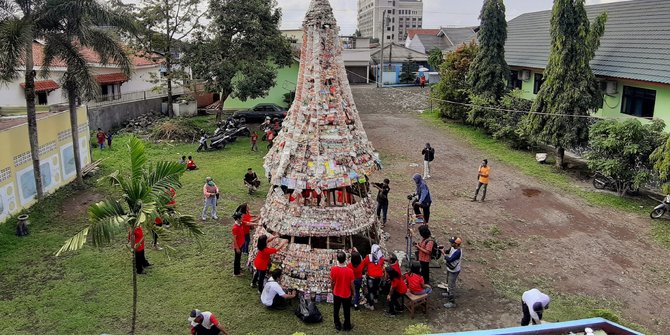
406, 26, 478, 54
505, 0, 670, 122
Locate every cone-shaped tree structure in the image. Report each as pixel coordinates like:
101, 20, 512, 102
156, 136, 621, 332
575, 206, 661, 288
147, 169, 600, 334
252, 0, 382, 296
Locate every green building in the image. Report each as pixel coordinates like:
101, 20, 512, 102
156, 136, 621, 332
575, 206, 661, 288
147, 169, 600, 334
224, 62, 299, 110
505, 0, 670, 122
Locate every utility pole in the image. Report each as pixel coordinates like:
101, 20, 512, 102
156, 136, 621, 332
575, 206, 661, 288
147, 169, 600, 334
379, 9, 390, 88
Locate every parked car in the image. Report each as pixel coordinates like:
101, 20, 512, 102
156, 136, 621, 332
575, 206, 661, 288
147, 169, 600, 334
232, 103, 287, 123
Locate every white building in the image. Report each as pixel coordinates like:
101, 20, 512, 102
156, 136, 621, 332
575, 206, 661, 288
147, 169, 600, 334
0, 41, 162, 110
357, 0, 423, 44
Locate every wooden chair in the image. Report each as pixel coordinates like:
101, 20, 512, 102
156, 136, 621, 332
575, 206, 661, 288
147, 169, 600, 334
404, 292, 428, 318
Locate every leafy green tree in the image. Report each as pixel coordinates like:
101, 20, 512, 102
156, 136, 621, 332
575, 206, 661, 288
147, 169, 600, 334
467, 0, 509, 101
186, 0, 292, 121
521, 0, 607, 168
470, 90, 534, 149
431, 41, 478, 122
0, 0, 47, 199
57, 136, 202, 334
427, 48, 443, 70
649, 134, 670, 193
588, 119, 665, 196
40, 0, 134, 186
399, 55, 418, 84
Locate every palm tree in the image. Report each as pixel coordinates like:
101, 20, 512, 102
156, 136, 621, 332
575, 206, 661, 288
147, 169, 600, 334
56, 136, 202, 335
0, 0, 47, 199
39, 0, 135, 186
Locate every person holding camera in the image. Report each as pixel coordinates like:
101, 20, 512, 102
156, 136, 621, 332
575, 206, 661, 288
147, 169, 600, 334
414, 225, 434, 284
202, 177, 219, 221
421, 143, 435, 179
261, 269, 297, 310
411, 174, 432, 224
373, 179, 390, 225
472, 159, 491, 202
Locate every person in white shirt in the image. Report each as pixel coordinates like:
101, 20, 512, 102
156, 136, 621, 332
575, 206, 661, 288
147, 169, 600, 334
261, 269, 297, 310
521, 288, 550, 326
187, 309, 229, 335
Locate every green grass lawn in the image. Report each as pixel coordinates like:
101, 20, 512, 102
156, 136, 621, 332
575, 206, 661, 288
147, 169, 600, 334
0, 130, 429, 335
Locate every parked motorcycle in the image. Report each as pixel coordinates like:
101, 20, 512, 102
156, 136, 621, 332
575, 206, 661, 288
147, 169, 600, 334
592, 172, 639, 195
650, 195, 670, 219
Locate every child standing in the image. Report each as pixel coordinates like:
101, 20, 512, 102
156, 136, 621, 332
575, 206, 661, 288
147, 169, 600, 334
251, 131, 259, 152
96, 128, 106, 150
106, 130, 113, 148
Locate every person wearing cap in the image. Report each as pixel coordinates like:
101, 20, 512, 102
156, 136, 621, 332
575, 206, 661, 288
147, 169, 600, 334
188, 309, 229, 335
261, 269, 297, 310
443, 236, 462, 308
472, 159, 490, 202
231, 212, 245, 276
202, 177, 219, 221
521, 288, 550, 326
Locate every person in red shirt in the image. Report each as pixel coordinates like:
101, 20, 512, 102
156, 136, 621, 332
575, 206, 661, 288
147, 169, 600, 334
152, 216, 164, 251
385, 267, 408, 317
96, 128, 106, 150
406, 261, 432, 295
330, 251, 355, 331
389, 254, 401, 277
236, 203, 259, 254
252, 234, 287, 293
364, 244, 385, 311
266, 129, 275, 150
187, 156, 198, 171
188, 309, 229, 335
250, 131, 259, 152
414, 224, 434, 284
231, 213, 245, 276
347, 250, 365, 310
128, 226, 151, 274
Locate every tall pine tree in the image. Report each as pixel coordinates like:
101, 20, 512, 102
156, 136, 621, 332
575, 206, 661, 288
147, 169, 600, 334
467, 0, 509, 101
521, 0, 607, 168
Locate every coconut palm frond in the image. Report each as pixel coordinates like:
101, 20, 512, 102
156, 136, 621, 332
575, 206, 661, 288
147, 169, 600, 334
0, 17, 31, 83
162, 212, 203, 238
56, 226, 90, 256
128, 136, 147, 183
85, 27, 132, 75
147, 161, 185, 194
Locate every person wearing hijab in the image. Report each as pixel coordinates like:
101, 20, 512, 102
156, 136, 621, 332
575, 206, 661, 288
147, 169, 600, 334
364, 244, 385, 310
412, 174, 432, 223
202, 177, 219, 221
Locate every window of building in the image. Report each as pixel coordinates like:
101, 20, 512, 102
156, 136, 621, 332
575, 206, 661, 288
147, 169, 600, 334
622, 86, 656, 118
36, 92, 48, 105
533, 74, 545, 94
508, 71, 523, 90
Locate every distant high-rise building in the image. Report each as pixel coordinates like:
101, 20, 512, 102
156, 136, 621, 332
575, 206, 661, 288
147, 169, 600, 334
357, 0, 424, 43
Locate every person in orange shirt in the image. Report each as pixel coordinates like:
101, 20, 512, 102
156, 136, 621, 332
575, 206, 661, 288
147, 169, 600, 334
330, 251, 355, 331
472, 159, 491, 202
385, 267, 407, 317
414, 225, 434, 284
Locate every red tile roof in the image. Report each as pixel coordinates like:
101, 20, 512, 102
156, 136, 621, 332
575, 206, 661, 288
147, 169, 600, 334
19, 80, 60, 92
407, 29, 441, 39
95, 73, 129, 85
31, 42, 159, 68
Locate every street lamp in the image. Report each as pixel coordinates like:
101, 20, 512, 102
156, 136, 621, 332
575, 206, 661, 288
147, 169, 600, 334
378, 9, 391, 88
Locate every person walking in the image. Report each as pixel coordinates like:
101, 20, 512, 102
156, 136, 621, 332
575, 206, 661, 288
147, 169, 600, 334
421, 143, 434, 179
252, 234, 287, 292
231, 212, 245, 276
261, 269, 297, 310
412, 174, 432, 224
106, 130, 113, 148
188, 309, 230, 335
129, 226, 151, 274
472, 159, 491, 202
330, 251, 355, 332
202, 177, 219, 221
414, 224, 434, 284
250, 131, 259, 152
443, 237, 462, 308
521, 288, 550, 326
96, 128, 106, 150
384, 267, 407, 317
373, 179, 390, 226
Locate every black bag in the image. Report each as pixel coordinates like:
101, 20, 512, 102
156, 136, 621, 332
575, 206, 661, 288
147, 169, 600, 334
295, 296, 323, 324
430, 237, 442, 260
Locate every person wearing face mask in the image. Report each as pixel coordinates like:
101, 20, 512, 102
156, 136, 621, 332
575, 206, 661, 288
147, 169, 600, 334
202, 177, 220, 221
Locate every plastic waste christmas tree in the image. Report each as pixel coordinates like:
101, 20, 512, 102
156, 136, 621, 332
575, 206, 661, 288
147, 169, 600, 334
251, 0, 382, 297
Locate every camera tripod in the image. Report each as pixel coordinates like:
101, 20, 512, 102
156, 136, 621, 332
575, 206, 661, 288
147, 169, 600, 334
405, 198, 415, 264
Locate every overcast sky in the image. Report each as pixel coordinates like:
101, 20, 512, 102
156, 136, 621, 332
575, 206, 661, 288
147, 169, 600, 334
278, 0, 631, 34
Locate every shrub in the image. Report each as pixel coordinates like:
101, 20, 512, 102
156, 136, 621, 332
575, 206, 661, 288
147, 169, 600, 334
404, 323, 432, 335
431, 41, 478, 122
590, 308, 620, 323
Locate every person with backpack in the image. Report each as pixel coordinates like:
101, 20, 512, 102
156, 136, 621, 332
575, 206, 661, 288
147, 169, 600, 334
443, 237, 462, 308
421, 143, 435, 179
261, 269, 297, 310
330, 251, 355, 331
414, 224, 434, 284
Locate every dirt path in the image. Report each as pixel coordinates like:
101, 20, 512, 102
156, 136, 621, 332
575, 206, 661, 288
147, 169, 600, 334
352, 85, 670, 333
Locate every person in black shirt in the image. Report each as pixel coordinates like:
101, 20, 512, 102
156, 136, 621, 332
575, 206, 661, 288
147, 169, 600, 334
373, 179, 390, 225
421, 143, 435, 179
244, 168, 261, 194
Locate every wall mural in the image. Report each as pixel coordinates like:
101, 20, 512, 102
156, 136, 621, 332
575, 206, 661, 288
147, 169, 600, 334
0, 183, 18, 223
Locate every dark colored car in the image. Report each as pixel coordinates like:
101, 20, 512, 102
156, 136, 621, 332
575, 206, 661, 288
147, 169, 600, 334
232, 103, 287, 123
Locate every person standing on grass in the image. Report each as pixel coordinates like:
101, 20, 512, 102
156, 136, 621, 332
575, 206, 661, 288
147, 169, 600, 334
251, 131, 259, 152
202, 177, 219, 221
96, 128, 106, 150
347, 250, 365, 310
188, 309, 230, 335
443, 237, 462, 308
406, 261, 432, 295
261, 269, 297, 310
231, 212, 245, 276
472, 159, 491, 202
414, 224, 434, 284
129, 226, 151, 274
521, 288, 550, 326
373, 179, 390, 226
421, 143, 434, 179
384, 267, 407, 318
252, 234, 287, 292
152, 216, 164, 251
364, 244, 385, 311
412, 174, 432, 224
266, 128, 275, 150
106, 130, 113, 148
237, 203, 259, 254
331, 251, 355, 332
